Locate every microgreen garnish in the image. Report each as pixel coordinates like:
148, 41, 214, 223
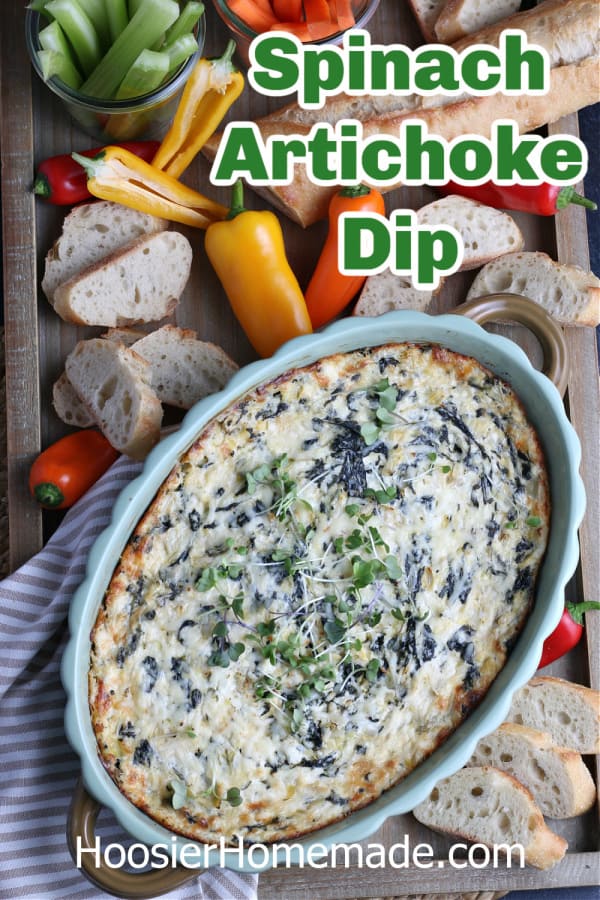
526, 516, 541, 527
168, 778, 188, 810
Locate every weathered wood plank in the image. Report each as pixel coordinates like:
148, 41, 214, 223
0, 2, 43, 567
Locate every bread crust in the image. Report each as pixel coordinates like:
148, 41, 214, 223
413, 765, 568, 869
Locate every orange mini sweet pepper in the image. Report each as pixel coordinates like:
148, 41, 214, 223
205, 180, 312, 357
72, 145, 227, 228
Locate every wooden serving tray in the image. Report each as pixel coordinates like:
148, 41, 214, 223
1, 1, 598, 896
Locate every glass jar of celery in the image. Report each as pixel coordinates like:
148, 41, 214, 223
26, 0, 206, 142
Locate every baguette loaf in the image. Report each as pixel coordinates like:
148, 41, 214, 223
434, 0, 521, 43
416, 196, 523, 269
53, 231, 193, 326
466, 251, 600, 326
412, 766, 568, 869
42, 201, 166, 304
204, 0, 600, 226
468, 722, 596, 819
65, 339, 163, 460
505, 676, 600, 754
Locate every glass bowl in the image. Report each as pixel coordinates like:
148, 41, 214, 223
212, 0, 381, 68
25, 9, 206, 143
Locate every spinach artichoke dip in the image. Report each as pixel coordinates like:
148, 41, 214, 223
89, 343, 549, 844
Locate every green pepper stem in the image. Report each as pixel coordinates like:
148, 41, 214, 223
227, 178, 246, 219
339, 184, 371, 198
71, 150, 104, 177
33, 173, 51, 197
33, 482, 64, 508
556, 185, 597, 211
221, 39, 236, 65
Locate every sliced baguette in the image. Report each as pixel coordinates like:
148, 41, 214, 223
52, 372, 94, 428
466, 251, 600, 326
416, 196, 523, 269
101, 327, 147, 346
413, 766, 568, 869
42, 201, 167, 304
407, 0, 446, 41
64, 339, 163, 460
52, 231, 193, 327
435, 0, 521, 43
353, 272, 438, 317
468, 723, 596, 819
505, 676, 600, 754
130, 325, 239, 408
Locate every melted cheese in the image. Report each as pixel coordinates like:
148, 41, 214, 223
89, 344, 549, 844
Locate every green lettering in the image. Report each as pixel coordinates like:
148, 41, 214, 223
249, 35, 300, 94
393, 214, 412, 270
307, 126, 338, 181
460, 49, 500, 92
414, 49, 459, 92
495, 124, 537, 181
403, 124, 445, 182
341, 214, 390, 272
449, 139, 492, 180
417, 228, 461, 286
362, 138, 402, 183
302, 46, 344, 106
371, 47, 410, 91
503, 31, 547, 92
270, 138, 307, 181
211, 124, 268, 183
540, 139, 585, 182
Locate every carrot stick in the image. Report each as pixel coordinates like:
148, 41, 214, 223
333, 0, 354, 28
271, 19, 339, 39
273, 0, 303, 22
303, 0, 331, 23
228, 0, 278, 30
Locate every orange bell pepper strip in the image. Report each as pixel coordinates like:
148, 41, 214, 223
304, 184, 386, 329
72, 146, 227, 229
152, 41, 244, 180
205, 180, 312, 357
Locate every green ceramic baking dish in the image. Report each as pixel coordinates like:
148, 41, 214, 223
61, 297, 585, 897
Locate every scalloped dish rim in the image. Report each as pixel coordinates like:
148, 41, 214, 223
61, 311, 586, 872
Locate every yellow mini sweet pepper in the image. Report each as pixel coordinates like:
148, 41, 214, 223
72, 145, 227, 228
205, 181, 313, 358
152, 40, 244, 179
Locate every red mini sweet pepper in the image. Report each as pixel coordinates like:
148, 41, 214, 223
438, 181, 597, 216
33, 141, 160, 205
538, 600, 600, 669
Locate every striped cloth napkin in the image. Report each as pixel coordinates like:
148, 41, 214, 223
0, 456, 259, 900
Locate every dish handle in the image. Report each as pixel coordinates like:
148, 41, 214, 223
453, 293, 569, 398
67, 778, 199, 899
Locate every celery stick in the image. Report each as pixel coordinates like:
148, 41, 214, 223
164, 1, 204, 48
82, 0, 111, 49
164, 33, 197, 75
128, 0, 145, 15
80, 0, 179, 98
45, 0, 101, 77
39, 20, 73, 59
39, 48, 82, 89
105, 0, 129, 43
29, 0, 54, 20
116, 49, 169, 99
